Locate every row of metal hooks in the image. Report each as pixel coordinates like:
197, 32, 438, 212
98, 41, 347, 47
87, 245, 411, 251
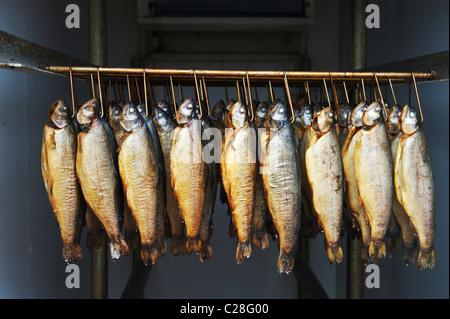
67, 67, 425, 125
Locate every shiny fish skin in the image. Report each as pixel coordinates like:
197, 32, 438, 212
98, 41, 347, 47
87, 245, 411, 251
108, 102, 139, 251
222, 101, 257, 264
354, 101, 393, 261
170, 98, 207, 255
76, 99, 129, 260
41, 99, 84, 262
341, 101, 371, 262
261, 101, 301, 274
395, 105, 435, 270
306, 106, 344, 264
154, 106, 187, 256
386, 105, 418, 264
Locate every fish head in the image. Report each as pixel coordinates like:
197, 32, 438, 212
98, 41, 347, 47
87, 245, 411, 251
77, 98, 100, 125
176, 98, 196, 124
350, 101, 368, 128
108, 102, 123, 130
386, 104, 402, 135
157, 100, 173, 116
254, 101, 269, 127
228, 101, 249, 128
49, 99, 71, 128
313, 102, 325, 118
299, 103, 314, 128
362, 101, 383, 127
225, 99, 237, 111
120, 102, 144, 132
265, 100, 290, 129
338, 104, 352, 128
210, 100, 225, 120
312, 105, 334, 133
399, 104, 420, 135
136, 102, 148, 119
154, 106, 172, 129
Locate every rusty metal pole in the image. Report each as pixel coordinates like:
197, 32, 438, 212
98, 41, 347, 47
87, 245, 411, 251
89, 0, 107, 299
347, 0, 367, 300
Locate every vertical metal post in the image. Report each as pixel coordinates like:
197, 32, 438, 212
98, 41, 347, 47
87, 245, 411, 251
89, 0, 108, 300
347, 0, 367, 300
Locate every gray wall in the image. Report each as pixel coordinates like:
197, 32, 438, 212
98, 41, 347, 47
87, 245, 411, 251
0, 0, 447, 299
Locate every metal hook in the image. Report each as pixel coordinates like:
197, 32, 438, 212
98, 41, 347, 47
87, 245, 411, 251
246, 72, 254, 122
236, 80, 241, 102
361, 78, 366, 102
146, 77, 156, 117
135, 78, 142, 105
284, 73, 295, 123
69, 67, 77, 118
202, 76, 211, 117
343, 81, 349, 105
193, 70, 203, 119
97, 68, 104, 117
126, 74, 132, 103
178, 82, 183, 102
170, 75, 177, 115
224, 85, 229, 103
388, 78, 397, 105
329, 72, 339, 112
305, 81, 311, 105
90, 73, 96, 99
143, 70, 148, 119
322, 78, 331, 107
268, 80, 274, 103
411, 72, 424, 122
373, 72, 387, 118
242, 77, 248, 106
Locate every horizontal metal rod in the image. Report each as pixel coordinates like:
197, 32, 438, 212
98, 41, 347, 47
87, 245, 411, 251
44, 66, 435, 85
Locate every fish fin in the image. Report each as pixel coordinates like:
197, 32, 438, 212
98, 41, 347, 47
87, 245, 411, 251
402, 241, 418, 266
170, 235, 187, 256
326, 243, 344, 264
185, 237, 201, 255
109, 236, 130, 260
252, 231, 269, 251
417, 246, 435, 270
368, 240, 386, 261
62, 243, 83, 263
198, 241, 214, 262
139, 242, 157, 265
277, 254, 295, 274
228, 217, 237, 237
236, 241, 252, 265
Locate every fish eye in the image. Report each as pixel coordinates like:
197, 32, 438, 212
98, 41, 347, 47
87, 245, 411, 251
328, 112, 333, 118
62, 106, 67, 111
129, 108, 135, 113
305, 109, 311, 114
158, 112, 163, 118
261, 107, 266, 111
114, 110, 119, 115
410, 110, 416, 118
239, 107, 245, 113
187, 103, 193, 109
375, 105, 381, 112
278, 108, 285, 113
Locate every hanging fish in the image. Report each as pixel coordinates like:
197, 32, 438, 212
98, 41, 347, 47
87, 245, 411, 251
337, 103, 353, 150
341, 101, 371, 262
170, 98, 207, 255
41, 99, 84, 262
108, 102, 139, 251
76, 98, 129, 260
295, 103, 320, 239
354, 101, 394, 262
253, 101, 270, 250
261, 101, 301, 274
222, 101, 257, 263
118, 102, 163, 265
395, 105, 435, 270
153, 106, 187, 256
306, 105, 344, 264
136, 102, 167, 259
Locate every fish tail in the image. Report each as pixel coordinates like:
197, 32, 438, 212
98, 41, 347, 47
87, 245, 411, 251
252, 231, 269, 251
198, 241, 214, 262
402, 241, 418, 266
369, 240, 386, 261
185, 237, 201, 255
109, 236, 130, 260
155, 236, 167, 259
62, 243, 83, 263
86, 227, 104, 250
139, 242, 159, 265
277, 254, 295, 274
417, 247, 435, 270
326, 243, 344, 264
170, 235, 187, 256
236, 241, 252, 265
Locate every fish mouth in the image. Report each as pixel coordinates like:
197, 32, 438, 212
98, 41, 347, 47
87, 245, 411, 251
120, 102, 141, 132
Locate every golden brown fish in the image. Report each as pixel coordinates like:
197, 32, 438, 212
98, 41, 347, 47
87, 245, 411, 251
306, 105, 344, 264
261, 101, 301, 274
341, 101, 371, 262
170, 98, 207, 255
386, 105, 418, 264
395, 105, 435, 270
154, 106, 187, 256
108, 102, 139, 251
222, 101, 257, 264
41, 99, 84, 262
118, 102, 163, 265
354, 101, 393, 262
76, 98, 129, 260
